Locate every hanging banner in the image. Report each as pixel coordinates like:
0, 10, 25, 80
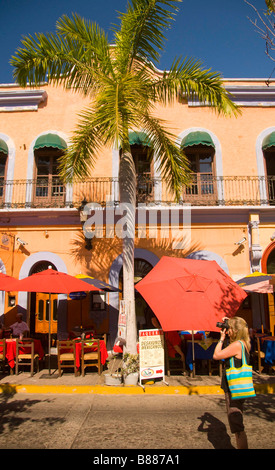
139, 328, 165, 382
118, 300, 127, 341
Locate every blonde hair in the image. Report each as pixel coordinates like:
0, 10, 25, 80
228, 316, 251, 352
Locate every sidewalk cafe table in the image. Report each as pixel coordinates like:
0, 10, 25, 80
74, 339, 108, 370
3, 338, 44, 371
261, 336, 275, 366
186, 339, 218, 374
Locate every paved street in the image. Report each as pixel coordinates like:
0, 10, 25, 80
0, 391, 274, 451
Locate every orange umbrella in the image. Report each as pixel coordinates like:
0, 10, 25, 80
135, 256, 247, 332
18, 269, 100, 294
17, 268, 99, 376
0, 272, 21, 291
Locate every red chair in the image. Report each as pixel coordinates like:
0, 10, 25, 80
0, 339, 6, 374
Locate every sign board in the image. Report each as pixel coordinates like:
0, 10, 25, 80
117, 300, 127, 341
139, 329, 165, 382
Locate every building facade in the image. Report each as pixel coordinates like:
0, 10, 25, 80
0, 78, 274, 348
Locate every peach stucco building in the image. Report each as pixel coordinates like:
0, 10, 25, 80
0, 78, 274, 347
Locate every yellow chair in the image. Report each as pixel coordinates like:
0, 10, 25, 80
81, 338, 101, 375
57, 340, 77, 377
15, 338, 39, 376
252, 336, 265, 373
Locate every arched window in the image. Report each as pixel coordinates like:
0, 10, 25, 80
119, 258, 153, 329
121, 132, 153, 202
0, 139, 8, 204
33, 133, 67, 207
262, 132, 275, 204
266, 248, 275, 274
181, 131, 216, 203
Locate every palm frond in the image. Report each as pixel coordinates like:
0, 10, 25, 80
140, 113, 191, 200
153, 56, 240, 116
11, 14, 112, 94
114, 0, 181, 71
58, 107, 105, 182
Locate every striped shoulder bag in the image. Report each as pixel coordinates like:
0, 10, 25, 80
226, 340, 256, 400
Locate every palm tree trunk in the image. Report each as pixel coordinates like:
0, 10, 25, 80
119, 150, 137, 354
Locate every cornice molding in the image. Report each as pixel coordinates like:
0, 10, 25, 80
0, 89, 47, 112
188, 85, 275, 107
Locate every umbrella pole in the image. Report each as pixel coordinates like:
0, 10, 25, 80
257, 294, 264, 333
40, 292, 58, 380
192, 330, 195, 378
48, 293, 52, 376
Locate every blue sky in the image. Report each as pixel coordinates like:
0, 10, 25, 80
0, 0, 273, 84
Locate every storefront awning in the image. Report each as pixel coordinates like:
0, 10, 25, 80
181, 131, 215, 149
0, 139, 8, 155
129, 131, 151, 147
262, 132, 275, 151
34, 133, 67, 151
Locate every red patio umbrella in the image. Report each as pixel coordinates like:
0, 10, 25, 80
135, 256, 247, 332
17, 268, 100, 376
135, 257, 247, 376
18, 269, 100, 294
0, 272, 21, 291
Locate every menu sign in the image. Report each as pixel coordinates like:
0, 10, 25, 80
139, 329, 165, 382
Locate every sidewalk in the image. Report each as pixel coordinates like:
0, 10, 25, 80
0, 368, 274, 395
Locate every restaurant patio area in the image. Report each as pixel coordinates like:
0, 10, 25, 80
0, 360, 274, 396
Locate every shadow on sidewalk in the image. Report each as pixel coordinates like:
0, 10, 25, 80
197, 412, 235, 449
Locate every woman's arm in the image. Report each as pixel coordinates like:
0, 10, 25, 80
213, 341, 241, 360
213, 328, 242, 360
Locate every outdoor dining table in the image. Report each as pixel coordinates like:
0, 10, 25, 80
74, 338, 108, 370
261, 336, 275, 366
1, 338, 44, 370
180, 331, 205, 342
186, 339, 218, 371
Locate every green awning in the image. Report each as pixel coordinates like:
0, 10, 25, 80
34, 133, 67, 151
181, 131, 215, 149
0, 139, 8, 155
129, 131, 151, 147
262, 132, 275, 151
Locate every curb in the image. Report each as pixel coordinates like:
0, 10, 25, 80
0, 382, 274, 395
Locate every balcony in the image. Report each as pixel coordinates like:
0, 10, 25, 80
0, 175, 274, 209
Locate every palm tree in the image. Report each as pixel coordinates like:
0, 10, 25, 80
11, 0, 239, 354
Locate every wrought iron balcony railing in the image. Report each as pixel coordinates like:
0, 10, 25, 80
0, 175, 273, 209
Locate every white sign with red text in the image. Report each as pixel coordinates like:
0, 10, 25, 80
139, 329, 165, 381
117, 300, 127, 340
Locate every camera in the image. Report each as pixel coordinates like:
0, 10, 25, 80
216, 319, 229, 330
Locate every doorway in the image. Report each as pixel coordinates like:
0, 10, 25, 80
119, 258, 154, 330
262, 242, 275, 335
29, 261, 58, 337
35, 292, 58, 335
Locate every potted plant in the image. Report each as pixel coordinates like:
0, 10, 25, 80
121, 353, 139, 385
